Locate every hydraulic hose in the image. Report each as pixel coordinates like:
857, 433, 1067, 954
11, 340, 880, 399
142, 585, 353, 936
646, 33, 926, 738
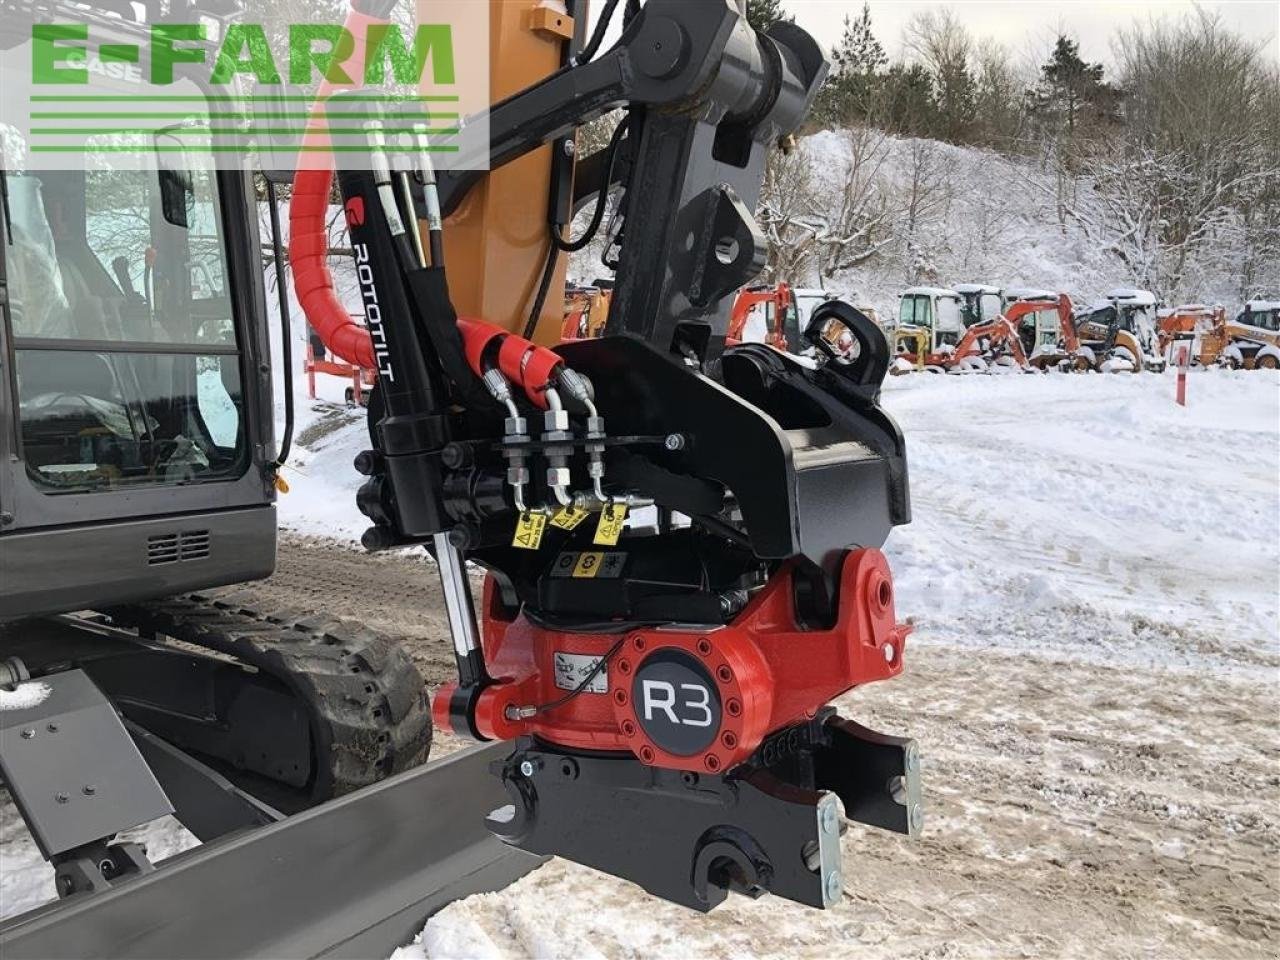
289, 3, 394, 370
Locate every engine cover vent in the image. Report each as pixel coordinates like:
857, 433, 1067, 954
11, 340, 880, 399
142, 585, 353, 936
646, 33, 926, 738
147, 530, 211, 565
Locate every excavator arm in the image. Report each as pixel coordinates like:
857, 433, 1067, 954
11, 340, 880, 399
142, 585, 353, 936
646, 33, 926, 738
294, 0, 919, 913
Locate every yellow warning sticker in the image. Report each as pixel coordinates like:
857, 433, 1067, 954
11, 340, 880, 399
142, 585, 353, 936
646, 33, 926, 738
593, 503, 628, 546
550, 505, 591, 531
572, 552, 605, 578
512, 511, 548, 550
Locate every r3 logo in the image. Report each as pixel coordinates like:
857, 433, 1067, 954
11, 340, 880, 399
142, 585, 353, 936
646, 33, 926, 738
640, 680, 713, 727
631, 650, 722, 756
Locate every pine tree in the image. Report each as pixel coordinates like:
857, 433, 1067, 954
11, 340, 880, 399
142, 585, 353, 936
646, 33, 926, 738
814, 3, 888, 126
745, 0, 790, 34
1032, 36, 1113, 136
883, 63, 937, 137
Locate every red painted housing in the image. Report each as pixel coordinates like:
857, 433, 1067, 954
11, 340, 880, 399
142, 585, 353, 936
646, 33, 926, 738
434, 548, 910, 773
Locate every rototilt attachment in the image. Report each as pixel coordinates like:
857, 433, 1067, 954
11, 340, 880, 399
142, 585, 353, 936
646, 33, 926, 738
488, 711, 922, 911
296, 0, 923, 913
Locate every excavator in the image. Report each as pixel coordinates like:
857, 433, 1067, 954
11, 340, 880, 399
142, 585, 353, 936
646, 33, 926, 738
1065, 288, 1167, 373
0, 0, 438, 925
289, 0, 920, 914
726, 282, 800, 352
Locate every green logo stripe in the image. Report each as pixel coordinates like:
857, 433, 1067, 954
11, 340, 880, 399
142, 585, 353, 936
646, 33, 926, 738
29, 95, 460, 103
29, 127, 461, 137
29, 145, 461, 153
30, 112, 455, 120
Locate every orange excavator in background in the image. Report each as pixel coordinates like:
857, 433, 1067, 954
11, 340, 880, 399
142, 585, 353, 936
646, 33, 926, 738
726, 282, 800, 352
895, 293, 1073, 374
560, 283, 613, 341
946, 294, 1070, 372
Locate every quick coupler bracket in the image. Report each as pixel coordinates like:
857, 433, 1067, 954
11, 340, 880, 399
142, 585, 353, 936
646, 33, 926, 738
484, 711, 921, 912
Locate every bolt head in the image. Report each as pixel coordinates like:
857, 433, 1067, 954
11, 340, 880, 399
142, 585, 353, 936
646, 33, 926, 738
664, 433, 685, 451
82, 785, 96, 796
821, 804, 839, 835
519, 760, 536, 778
911, 804, 924, 832
55, 793, 69, 804
20, 728, 35, 740
825, 872, 842, 900
883, 643, 896, 663
47, 723, 59, 733
562, 139, 576, 158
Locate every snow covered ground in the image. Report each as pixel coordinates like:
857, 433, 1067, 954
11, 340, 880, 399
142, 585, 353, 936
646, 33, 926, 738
2, 367, 1277, 954
389, 367, 1279, 959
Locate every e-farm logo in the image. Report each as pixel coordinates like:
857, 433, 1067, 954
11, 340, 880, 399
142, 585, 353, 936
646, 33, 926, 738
26, 21, 461, 158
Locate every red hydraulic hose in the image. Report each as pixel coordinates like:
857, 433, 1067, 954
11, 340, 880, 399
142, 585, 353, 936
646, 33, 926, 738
289, 7, 388, 370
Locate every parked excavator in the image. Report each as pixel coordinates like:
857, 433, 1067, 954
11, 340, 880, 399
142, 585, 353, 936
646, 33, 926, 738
0, 6, 439, 937
726, 282, 801, 353
290, 0, 920, 914
946, 296, 1061, 373
1205, 300, 1280, 369
889, 286, 964, 372
1065, 288, 1166, 373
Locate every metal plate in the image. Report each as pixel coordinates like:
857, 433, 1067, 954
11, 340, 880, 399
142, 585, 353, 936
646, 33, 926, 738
0, 670, 173, 859
0, 743, 545, 959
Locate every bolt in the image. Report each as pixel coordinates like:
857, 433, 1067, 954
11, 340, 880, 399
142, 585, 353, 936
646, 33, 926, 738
55, 793, 69, 804
562, 139, 576, 158
47, 723, 59, 733
821, 804, 839, 836
905, 744, 919, 773
82, 785, 96, 796
664, 433, 686, 451
0, 511, 13, 527
519, 760, 536, 778
825, 871, 842, 901
910, 804, 924, 832
883, 643, 896, 663
20, 728, 35, 740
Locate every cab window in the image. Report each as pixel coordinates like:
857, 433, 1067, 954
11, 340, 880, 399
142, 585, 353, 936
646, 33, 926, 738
2, 167, 247, 494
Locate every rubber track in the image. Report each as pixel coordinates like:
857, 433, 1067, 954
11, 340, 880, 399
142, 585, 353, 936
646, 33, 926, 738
104, 592, 432, 802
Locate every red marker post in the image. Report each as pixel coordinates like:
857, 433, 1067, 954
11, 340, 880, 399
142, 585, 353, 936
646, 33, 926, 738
1176, 345, 1189, 406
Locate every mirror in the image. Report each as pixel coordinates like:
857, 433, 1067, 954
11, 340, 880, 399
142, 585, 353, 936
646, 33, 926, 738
155, 130, 194, 228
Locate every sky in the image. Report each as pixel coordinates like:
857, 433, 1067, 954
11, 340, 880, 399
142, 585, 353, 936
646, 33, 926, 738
590, 1, 1280, 68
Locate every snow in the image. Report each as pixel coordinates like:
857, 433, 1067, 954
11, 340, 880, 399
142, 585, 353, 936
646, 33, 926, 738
2, 364, 1276, 941
0, 681, 50, 711
902, 285, 960, 298
953, 283, 1000, 295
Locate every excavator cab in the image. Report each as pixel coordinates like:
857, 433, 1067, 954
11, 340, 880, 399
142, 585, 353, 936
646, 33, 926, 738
1003, 288, 1064, 359
1, 163, 275, 614
0, 2, 432, 920
891, 287, 964, 370
955, 283, 1002, 328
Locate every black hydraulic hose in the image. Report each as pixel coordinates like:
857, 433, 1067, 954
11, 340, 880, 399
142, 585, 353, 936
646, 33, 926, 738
266, 179, 294, 470
551, 114, 630, 255
572, 0, 622, 66
523, 238, 561, 340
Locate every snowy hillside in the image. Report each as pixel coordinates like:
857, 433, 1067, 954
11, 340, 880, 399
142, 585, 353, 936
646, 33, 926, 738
751, 128, 1280, 319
